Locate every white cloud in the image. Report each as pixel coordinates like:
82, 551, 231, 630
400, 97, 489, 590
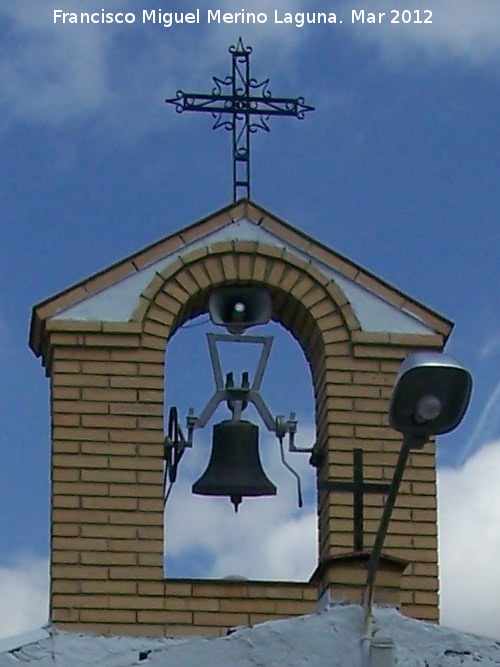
0, 0, 111, 126
438, 440, 500, 640
0, 0, 306, 135
480, 333, 500, 359
0, 556, 49, 640
347, 0, 500, 66
0, 0, 168, 134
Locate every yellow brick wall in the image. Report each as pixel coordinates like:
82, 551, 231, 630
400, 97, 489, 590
52, 577, 316, 637
44, 240, 443, 634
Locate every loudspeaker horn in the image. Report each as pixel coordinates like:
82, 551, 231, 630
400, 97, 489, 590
209, 286, 271, 334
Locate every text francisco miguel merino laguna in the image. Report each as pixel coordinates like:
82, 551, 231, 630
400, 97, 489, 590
53, 8, 433, 26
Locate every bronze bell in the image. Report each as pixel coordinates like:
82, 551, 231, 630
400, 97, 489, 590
192, 419, 277, 512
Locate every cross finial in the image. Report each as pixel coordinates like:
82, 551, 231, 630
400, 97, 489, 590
232, 36, 249, 55
166, 39, 314, 201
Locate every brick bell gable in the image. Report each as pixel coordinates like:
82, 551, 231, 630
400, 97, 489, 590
30, 199, 451, 635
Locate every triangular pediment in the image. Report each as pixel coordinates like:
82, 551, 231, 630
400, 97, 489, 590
30, 199, 452, 356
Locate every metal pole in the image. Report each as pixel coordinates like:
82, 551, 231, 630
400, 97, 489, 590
363, 436, 413, 635
353, 448, 364, 552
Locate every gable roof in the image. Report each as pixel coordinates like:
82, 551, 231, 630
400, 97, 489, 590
1, 606, 499, 667
29, 199, 453, 357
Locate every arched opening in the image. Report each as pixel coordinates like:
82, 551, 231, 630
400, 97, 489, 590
163, 314, 318, 581
137, 242, 355, 588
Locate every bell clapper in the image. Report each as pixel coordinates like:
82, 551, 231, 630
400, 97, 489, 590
231, 494, 242, 512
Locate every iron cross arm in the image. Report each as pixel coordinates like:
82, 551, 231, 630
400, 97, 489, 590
165, 39, 314, 200
166, 91, 314, 119
319, 479, 391, 494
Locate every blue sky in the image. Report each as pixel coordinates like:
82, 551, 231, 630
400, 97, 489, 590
0, 0, 499, 641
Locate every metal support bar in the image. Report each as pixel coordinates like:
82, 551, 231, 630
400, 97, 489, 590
353, 449, 364, 552
189, 331, 311, 456
248, 392, 278, 431
363, 438, 412, 635
252, 337, 273, 391
190, 333, 277, 434
206, 333, 273, 391
278, 436, 303, 508
207, 334, 224, 389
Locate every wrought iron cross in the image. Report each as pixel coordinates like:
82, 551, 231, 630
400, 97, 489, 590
319, 449, 391, 552
166, 38, 314, 201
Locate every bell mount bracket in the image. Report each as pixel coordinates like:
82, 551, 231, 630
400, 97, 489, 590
185, 333, 313, 455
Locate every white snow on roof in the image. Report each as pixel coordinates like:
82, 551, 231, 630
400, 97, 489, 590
2, 605, 500, 667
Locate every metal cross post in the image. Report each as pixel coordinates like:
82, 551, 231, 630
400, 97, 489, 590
318, 449, 391, 552
166, 38, 314, 201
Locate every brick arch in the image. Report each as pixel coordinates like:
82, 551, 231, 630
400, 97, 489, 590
135, 240, 360, 390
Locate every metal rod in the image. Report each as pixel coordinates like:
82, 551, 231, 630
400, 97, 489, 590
353, 448, 364, 552
207, 334, 224, 390
252, 337, 273, 391
278, 436, 303, 508
363, 437, 412, 635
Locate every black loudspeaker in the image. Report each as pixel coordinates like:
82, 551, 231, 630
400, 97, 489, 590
209, 286, 271, 334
